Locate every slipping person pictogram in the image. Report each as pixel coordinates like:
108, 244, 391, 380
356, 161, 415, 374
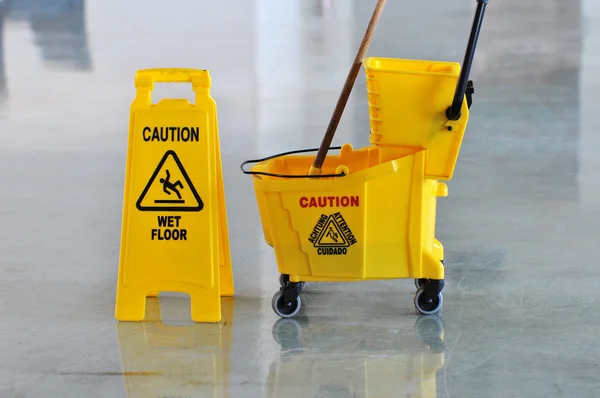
159, 169, 184, 200
311, 215, 352, 248
136, 150, 204, 212
325, 226, 339, 243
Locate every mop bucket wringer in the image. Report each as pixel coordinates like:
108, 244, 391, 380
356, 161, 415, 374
242, 0, 489, 317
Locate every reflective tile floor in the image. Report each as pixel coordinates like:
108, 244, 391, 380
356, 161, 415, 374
1, 0, 600, 397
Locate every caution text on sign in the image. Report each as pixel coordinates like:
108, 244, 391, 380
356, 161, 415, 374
116, 68, 233, 323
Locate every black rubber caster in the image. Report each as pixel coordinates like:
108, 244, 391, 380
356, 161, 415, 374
272, 290, 301, 318
414, 287, 443, 315
280, 273, 306, 290
414, 278, 427, 289
279, 274, 290, 287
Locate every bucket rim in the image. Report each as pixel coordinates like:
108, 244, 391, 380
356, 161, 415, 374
363, 56, 460, 77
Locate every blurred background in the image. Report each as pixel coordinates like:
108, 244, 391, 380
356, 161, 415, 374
0, 0, 599, 397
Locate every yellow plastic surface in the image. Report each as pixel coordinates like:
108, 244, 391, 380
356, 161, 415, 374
251, 144, 445, 282
116, 68, 233, 323
363, 57, 470, 180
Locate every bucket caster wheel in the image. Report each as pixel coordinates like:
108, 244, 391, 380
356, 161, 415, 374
414, 287, 443, 315
272, 290, 301, 318
279, 274, 290, 287
280, 274, 305, 290
414, 278, 427, 289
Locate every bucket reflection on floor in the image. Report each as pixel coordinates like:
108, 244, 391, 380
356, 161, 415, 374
267, 315, 445, 397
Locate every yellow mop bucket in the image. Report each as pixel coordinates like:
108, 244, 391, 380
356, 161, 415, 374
241, 144, 447, 315
242, 0, 490, 318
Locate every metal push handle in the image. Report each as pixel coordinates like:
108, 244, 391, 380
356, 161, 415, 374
446, 0, 489, 121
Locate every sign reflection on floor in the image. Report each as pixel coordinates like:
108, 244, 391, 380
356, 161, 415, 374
116, 297, 234, 398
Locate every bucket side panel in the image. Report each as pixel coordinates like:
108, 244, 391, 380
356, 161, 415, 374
362, 154, 416, 279
254, 182, 273, 247
407, 151, 425, 278
419, 179, 445, 280
283, 189, 366, 279
421, 179, 439, 255
267, 192, 312, 276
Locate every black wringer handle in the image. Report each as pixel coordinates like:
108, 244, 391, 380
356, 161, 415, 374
446, 0, 489, 121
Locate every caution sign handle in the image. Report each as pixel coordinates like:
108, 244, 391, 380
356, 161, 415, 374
135, 68, 211, 86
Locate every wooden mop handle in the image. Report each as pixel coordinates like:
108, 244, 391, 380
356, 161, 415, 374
308, 0, 387, 175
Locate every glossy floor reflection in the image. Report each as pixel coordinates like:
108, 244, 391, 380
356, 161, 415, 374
268, 315, 445, 397
1, 0, 600, 397
116, 297, 235, 398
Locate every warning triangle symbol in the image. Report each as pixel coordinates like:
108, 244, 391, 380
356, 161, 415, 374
136, 150, 203, 212
314, 216, 350, 247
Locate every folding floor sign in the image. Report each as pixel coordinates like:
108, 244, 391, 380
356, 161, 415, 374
116, 68, 234, 322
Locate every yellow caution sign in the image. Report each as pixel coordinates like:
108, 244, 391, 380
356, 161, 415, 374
115, 68, 234, 323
